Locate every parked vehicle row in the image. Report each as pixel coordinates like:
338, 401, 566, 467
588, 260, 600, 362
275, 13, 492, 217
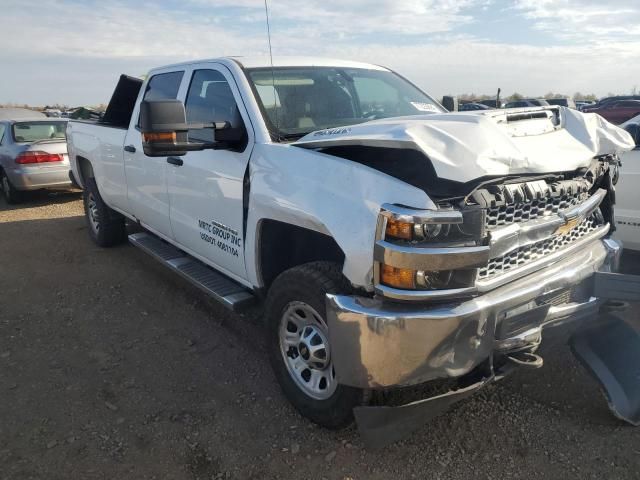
582, 99, 640, 125
462, 97, 576, 110
66, 56, 635, 437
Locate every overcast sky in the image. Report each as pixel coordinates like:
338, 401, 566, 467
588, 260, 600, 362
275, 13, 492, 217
1, 0, 639, 106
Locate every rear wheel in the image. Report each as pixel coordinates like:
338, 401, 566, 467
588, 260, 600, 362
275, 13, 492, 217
265, 261, 366, 429
1, 170, 22, 204
83, 177, 126, 247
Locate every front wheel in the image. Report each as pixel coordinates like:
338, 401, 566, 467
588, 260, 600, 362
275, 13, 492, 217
265, 262, 366, 429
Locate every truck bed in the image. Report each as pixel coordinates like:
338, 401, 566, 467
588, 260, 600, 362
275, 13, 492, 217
66, 74, 142, 190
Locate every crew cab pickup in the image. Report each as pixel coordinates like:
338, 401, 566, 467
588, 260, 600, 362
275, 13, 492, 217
67, 57, 635, 436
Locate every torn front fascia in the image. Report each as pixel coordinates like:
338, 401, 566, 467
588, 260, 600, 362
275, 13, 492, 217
354, 355, 527, 449
570, 312, 640, 427
588, 155, 619, 234
354, 358, 496, 449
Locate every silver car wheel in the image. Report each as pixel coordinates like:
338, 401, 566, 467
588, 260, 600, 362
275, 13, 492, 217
87, 193, 100, 233
279, 301, 337, 400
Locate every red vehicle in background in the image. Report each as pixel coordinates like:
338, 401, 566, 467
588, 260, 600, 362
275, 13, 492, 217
583, 99, 640, 125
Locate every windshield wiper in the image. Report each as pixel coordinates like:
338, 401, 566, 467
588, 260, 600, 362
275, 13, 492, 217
270, 131, 309, 142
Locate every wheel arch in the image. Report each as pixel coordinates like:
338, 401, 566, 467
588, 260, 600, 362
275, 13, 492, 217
75, 155, 94, 188
256, 219, 346, 292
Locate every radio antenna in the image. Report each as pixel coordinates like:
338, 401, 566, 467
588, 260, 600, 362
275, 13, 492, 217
264, 0, 278, 130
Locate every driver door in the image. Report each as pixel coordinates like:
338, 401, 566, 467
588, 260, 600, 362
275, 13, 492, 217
167, 64, 254, 283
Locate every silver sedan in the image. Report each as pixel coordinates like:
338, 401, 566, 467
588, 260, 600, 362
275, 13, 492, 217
0, 115, 72, 204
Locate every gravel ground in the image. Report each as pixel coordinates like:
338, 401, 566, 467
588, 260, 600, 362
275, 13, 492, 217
1, 191, 639, 480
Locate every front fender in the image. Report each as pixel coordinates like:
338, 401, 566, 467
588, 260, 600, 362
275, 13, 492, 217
245, 143, 436, 289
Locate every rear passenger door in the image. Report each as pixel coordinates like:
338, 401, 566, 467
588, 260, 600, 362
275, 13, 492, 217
125, 70, 185, 240
167, 64, 254, 283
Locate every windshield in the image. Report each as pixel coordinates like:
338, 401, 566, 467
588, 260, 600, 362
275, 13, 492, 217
246, 67, 444, 140
12, 121, 66, 143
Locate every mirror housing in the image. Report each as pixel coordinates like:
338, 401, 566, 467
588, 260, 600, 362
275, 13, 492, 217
139, 99, 246, 156
624, 123, 640, 147
139, 99, 193, 157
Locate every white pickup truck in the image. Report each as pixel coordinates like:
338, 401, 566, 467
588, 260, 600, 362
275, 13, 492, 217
67, 57, 635, 436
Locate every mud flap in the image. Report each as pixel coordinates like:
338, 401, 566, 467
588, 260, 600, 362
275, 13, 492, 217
570, 314, 640, 426
354, 376, 493, 449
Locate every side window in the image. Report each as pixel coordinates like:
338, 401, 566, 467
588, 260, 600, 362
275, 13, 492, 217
136, 71, 184, 128
142, 71, 184, 101
0, 124, 5, 145
184, 69, 244, 143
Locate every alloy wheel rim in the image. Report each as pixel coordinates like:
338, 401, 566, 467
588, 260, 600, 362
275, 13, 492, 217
87, 193, 100, 233
279, 301, 337, 400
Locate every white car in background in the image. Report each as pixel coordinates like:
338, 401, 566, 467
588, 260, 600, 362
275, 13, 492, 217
616, 115, 640, 251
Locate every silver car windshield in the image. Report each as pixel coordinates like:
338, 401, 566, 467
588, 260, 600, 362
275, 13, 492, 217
246, 67, 444, 140
12, 121, 66, 143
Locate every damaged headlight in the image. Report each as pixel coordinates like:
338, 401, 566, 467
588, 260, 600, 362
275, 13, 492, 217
383, 206, 484, 244
375, 204, 488, 298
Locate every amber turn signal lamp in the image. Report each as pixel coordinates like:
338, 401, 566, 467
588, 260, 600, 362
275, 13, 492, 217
142, 132, 176, 143
381, 264, 416, 289
385, 217, 413, 240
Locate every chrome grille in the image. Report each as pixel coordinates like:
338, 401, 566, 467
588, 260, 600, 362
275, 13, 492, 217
486, 189, 588, 229
478, 216, 599, 280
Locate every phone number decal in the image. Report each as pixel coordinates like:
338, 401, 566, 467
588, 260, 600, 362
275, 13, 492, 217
198, 219, 241, 257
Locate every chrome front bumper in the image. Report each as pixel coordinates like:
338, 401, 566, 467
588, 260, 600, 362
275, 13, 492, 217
327, 238, 622, 389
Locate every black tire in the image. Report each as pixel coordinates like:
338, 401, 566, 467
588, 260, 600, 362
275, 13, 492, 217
265, 261, 366, 429
83, 177, 126, 247
1, 170, 22, 204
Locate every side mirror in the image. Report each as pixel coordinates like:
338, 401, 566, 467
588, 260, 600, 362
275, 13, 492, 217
139, 99, 246, 156
624, 123, 640, 148
139, 99, 194, 157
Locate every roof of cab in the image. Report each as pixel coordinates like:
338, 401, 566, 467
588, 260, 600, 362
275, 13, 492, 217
150, 56, 389, 73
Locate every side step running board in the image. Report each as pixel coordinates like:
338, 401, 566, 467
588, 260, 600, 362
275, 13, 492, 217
129, 232, 255, 312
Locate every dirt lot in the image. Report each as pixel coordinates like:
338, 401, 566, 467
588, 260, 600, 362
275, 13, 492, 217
1, 192, 639, 480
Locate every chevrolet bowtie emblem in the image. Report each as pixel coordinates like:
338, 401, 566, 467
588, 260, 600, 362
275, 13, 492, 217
555, 214, 581, 235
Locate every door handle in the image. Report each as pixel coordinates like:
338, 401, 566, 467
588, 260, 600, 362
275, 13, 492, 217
124, 145, 136, 153
167, 157, 184, 166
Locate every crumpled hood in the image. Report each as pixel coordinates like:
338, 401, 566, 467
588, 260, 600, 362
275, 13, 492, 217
294, 107, 635, 183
